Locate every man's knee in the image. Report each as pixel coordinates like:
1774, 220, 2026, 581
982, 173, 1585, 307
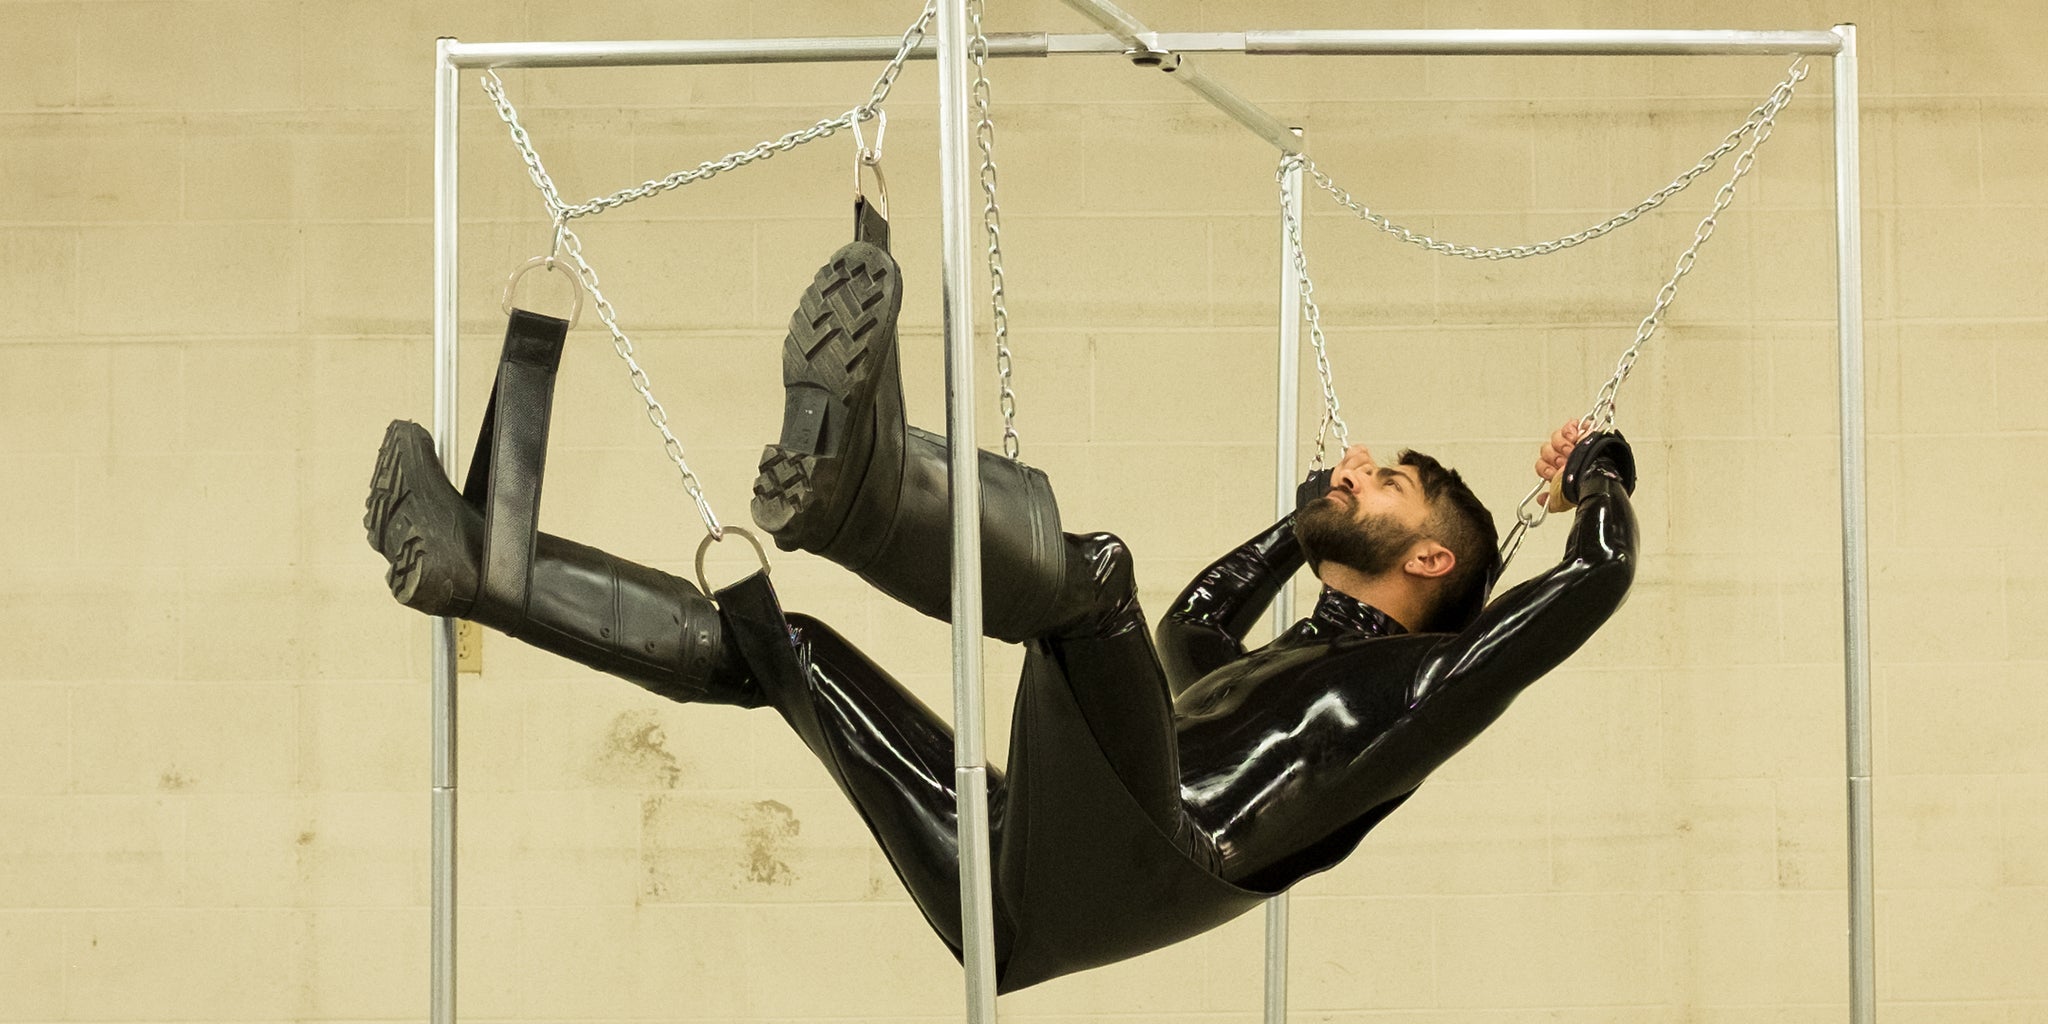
1056, 532, 1144, 639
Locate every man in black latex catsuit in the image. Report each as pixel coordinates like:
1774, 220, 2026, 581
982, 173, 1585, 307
365, 240, 1638, 992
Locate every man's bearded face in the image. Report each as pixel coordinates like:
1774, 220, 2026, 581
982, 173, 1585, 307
1295, 488, 1425, 577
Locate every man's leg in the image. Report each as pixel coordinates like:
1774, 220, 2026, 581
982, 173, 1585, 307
366, 416, 1004, 952
745, 241, 1187, 836
1028, 533, 1187, 841
713, 567, 1000, 958
748, 242, 1077, 642
365, 419, 758, 706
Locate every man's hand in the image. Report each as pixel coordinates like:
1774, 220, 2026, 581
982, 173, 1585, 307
1535, 419, 1587, 512
1296, 467, 1333, 512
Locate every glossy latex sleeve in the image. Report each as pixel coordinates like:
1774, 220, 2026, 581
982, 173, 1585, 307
1410, 464, 1637, 712
1155, 513, 1305, 695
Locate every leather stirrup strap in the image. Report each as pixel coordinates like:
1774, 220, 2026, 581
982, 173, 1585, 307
462, 308, 569, 627
855, 196, 890, 252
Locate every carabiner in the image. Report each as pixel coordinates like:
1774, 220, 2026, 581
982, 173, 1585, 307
852, 109, 890, 219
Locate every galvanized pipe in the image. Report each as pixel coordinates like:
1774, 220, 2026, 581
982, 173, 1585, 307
1831, 24, 1875, 1024
1172, 62, 1306, 155
443, 32, 1286, 69
1264, 142, 1304, 1024
429, 35, 461, 1024
1058, 0, 1304, 154
934, 0, 1001, 1018
1245, 28, 1842, 56
444, 34, 1054, 68
442, 28, 1848, 71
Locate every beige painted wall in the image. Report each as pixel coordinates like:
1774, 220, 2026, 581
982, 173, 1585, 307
2, 0, 2042, 1020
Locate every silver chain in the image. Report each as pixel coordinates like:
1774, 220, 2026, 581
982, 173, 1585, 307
1273, 59, 1808, 567
1277, 162, 1350, 468
481, 71, 725, 536
1509, 60, 1805, 565
480, 71, 571, 219
868, 2, 938, 119
476, 4, 939, 540
562, 227, 730, 537
1578, 62, 1805, 432
967, 0, 1019, 459
1302, 59, 1807, 263
543, 3, 938, 221
568, 116, 866, 219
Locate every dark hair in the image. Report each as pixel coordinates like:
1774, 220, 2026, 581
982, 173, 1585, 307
1398, 450, 1501, 632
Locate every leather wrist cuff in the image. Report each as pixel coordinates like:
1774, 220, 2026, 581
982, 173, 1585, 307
1559, 430, 1636, 504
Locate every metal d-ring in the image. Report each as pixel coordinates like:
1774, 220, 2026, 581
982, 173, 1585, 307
501, 255, 584, 328
695, 525, 771, 595
852, 109, 890, 218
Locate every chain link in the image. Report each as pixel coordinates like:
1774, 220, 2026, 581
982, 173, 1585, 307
867, 1, 938, 116
483, 2, 936, 224
1277, 162, 1351, 468
1579, 61, 1804, 432
559, 226, 728, 537
1519, 61, 1802, 566
481, 71, 727, 536
480, 71, 572, 218
476, 4, 939, 540
967, 0, 1019, 460
1302, 59, 1807, 263
1272, 59, 1808, 568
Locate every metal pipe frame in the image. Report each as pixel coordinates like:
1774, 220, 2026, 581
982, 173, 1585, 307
1266, 141, 1304, 1024
440, 27, 1847, 68
429, 18, 1870, 1024
430, 36, 460, 1024
1244, 28, 1841, 56
1832, 24, 1876, 1024
933, 0, 1001, 1015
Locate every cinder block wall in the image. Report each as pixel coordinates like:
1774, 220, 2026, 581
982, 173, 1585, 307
2, 1, 2041, 1021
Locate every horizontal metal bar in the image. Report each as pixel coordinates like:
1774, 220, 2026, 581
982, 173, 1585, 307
447, 27, 1844, 70
1059, 0, 1303, 155
445, 33, 1053, 68
1246, 28, 1844, 56
1045, 31, 1250, 54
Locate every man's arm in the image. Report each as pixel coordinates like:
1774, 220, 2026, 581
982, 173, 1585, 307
1155, 471, 1329, 694
1411, 436, 1637, 711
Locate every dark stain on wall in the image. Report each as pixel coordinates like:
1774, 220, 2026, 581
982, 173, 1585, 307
740, 799, 800, 886
599, 709, 683, 789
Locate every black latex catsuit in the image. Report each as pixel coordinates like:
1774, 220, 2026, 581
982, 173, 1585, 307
715, 463, 1637, 992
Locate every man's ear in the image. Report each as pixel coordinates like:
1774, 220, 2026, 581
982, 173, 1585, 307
1405, 541, 1456, 581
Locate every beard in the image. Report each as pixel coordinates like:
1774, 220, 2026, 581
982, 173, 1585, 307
1294, 492, 1422, 577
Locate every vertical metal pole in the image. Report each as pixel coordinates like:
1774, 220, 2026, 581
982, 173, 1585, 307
430, 36, 461, 1024
937, 0, 1001, 1019
1264, 140, 1304, 1024
1831, 24, 1876, 1024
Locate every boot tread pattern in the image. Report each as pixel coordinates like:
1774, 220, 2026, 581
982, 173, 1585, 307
364, 420, 476, 615
365, 421, 426, 603
754, 244, 900, 545
750, 446, 814, 536
784, 249, 892, 393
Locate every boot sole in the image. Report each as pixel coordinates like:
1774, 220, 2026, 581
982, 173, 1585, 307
364, 420, 476, 616
751, 243, 900, 546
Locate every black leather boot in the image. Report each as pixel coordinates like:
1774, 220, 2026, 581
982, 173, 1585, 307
364, 312, 760, 709
749, 243, 1083, 643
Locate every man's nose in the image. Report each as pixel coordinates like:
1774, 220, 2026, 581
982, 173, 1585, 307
1338, 446, 1376, 481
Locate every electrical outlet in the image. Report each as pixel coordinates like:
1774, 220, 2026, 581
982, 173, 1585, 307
456, 620, 482, 674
